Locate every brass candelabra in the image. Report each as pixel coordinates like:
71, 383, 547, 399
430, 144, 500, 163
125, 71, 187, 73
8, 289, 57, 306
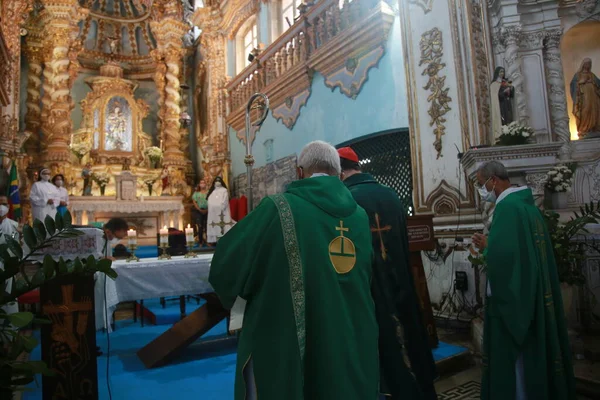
158, 242, 171, 260
126, 243, 140, 262
185, 240, 198, 258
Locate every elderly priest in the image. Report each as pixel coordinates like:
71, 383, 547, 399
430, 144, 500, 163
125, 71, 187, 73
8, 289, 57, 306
209, 140, 379, 400
471, 161, 575, 400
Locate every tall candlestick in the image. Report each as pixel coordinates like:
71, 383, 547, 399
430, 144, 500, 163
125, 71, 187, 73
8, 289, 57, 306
184, 223, 194, 243
127, 229, 137, 245
159, 225, 169, 245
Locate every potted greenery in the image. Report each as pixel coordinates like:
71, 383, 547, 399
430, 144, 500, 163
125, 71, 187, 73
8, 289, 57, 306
542, 202, 600, 318
0, 212, 116, 398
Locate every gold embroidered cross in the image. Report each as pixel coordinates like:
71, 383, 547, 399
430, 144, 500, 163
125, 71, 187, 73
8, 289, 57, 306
371, 213, 391, 260
336, 220, 349, 236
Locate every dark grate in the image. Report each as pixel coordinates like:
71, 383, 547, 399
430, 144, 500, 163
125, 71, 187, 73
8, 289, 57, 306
338, 130, 413, 214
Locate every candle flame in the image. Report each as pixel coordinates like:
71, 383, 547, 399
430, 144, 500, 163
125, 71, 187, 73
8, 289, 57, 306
187, 224, 191, 228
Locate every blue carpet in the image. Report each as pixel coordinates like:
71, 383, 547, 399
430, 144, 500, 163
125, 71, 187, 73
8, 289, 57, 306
432, 341, 468, 361
23, 317, 235, 400
21, 297, 467, 399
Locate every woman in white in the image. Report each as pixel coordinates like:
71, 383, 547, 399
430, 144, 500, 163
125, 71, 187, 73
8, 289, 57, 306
206, 176, 235, 244
29, 168, 59, 223
52, 174, 69, 217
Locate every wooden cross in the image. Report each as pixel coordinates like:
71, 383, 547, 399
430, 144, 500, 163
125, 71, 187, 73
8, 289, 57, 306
371, 213, 391, 261
43, 285, 93, 354
210, 209, 235, 233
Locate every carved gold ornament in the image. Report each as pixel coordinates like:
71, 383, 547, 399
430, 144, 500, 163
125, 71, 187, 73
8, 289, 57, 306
409, 0, 434, 14
419, 27, 451, 159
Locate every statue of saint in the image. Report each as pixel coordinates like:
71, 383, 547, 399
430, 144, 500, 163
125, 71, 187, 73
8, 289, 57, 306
106, 106, 127, 151
82, 163, 93, 196
490, 66, 514, 140
570, 58, 600, 138
161, 166, 170, 196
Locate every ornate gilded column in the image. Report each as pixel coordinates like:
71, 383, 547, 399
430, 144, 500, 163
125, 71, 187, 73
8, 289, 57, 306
24, 43, 44, 155
152, 50, 167, 142
193, 6, 230, 183
36, 1, 87, 166
162, 46, 185, 164
150, 7, 189, 168
501, 25, 529, 127
543, 28, 571, 157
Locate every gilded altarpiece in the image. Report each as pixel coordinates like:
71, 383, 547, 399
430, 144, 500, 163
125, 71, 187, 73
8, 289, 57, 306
72, 64, 152, 167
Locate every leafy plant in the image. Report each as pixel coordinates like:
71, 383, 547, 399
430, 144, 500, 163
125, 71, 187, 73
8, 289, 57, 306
0, 211, 117, 397
542, 200, 600, 286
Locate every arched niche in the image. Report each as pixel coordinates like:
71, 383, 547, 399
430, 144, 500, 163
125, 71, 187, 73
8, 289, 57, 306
561, 21, 600, 140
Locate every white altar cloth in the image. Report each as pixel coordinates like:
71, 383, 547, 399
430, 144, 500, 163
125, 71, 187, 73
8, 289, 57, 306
95, 254, 214, 330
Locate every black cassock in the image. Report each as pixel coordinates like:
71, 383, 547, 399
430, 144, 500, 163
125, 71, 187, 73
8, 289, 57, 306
344, 173, 438, 400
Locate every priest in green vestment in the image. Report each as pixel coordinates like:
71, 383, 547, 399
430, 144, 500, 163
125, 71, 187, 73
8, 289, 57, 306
471, 161, 576, 400
338, 147, 438, 400
209, 141, 379, 400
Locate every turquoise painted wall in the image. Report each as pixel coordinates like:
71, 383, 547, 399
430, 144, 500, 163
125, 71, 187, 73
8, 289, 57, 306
228, 16, 408, 176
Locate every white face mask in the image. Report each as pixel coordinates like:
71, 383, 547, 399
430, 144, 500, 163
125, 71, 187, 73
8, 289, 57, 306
0, 205, 8, 217
477, 178, 497, 203
55, 180, 63, 187
109, 237, 121, 246
215, 182, 222, 188
41, 174, 50, 182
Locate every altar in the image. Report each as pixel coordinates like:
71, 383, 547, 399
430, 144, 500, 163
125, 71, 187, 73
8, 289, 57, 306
69, 196, 185, 245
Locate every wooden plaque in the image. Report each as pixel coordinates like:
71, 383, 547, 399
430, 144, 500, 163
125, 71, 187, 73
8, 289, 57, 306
40, 274, 98, 400
407, 214, 439, 348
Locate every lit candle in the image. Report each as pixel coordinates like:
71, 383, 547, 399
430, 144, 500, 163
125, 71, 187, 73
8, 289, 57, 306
159, 225, 169, 245
127, 229, 137, 245
185, 224, 194, 243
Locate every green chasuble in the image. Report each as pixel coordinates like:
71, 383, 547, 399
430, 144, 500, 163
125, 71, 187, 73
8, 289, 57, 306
344, 173, 438, 400
482, 188, 576, 400
209, 176, 379, 400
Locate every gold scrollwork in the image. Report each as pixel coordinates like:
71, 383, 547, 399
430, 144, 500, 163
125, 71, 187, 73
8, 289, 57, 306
419, 27, 451, 160
409, 0, 434, 14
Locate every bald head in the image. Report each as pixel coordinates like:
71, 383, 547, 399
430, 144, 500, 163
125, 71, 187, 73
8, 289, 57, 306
297, 140, 341, 177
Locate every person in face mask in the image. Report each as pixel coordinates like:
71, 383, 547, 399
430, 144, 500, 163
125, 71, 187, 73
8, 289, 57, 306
0, 195, 19, 245
0, 195, 20, 316
100, 217, 129, 259
52, 174, 69, 217
471, 161, 575, 400
206, 176, 235, 245
29, 168, 60, 224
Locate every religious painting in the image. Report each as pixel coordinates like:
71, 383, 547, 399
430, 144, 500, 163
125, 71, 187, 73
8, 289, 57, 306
104, 96, 133, 151
41, 275, 98, 400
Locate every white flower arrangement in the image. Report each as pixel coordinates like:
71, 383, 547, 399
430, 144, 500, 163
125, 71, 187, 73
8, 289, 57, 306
145, 146, 163, 162
496, 121, 534, 146
70, 142, 91, 157
545, 164, 575, 193
92, 172, 111, 186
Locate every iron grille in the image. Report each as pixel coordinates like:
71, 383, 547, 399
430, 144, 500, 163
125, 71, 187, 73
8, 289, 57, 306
338, 130, 413, 214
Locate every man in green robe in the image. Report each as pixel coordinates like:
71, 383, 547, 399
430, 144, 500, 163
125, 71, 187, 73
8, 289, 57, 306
338, 147, 438, 400
471, 161, 576, 400
209, 141, 379, 400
